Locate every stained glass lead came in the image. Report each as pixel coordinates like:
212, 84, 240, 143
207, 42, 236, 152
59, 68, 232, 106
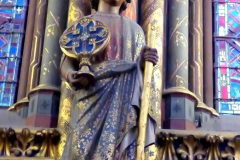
215, 1, 240, 114
0, 0, 27, 107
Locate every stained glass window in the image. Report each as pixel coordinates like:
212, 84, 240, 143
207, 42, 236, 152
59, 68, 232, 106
214, 0, 240, 114
0, 0, 27, 107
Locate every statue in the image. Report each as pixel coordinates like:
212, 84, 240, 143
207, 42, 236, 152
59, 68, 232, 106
59, 0, 159, 159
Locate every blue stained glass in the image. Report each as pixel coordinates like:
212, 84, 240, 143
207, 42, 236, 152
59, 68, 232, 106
214, 1, 240, 114
218, 101, 240, 114
0, 9, 12, 14
0, 0, 27, 6
0, 82, 15, 107
231, 9, 238, 16
0, 0, 27, 107
10, 47, 17, 55
215, 2, 240, 37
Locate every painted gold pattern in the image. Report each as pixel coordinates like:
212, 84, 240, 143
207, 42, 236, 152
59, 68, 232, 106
167, 0, 189, 88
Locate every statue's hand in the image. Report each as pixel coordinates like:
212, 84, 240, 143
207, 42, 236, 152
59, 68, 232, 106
140, 45, 159, 68
67, 71, 91, 89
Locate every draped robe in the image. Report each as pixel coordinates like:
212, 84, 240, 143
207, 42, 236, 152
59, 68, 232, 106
61, 12, 156, 160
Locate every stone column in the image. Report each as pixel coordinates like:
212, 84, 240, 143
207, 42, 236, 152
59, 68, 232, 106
163, 0, 198, 130
140, 0, 164, 128
26, 0, 48, 94
26, 0, 69, 128
189, 0, 204, 100
189, 0, 219, 126
203, 0, 214, 108
56, 0, 91, 159
122, 0, 138, 22
17, 0, 37, 101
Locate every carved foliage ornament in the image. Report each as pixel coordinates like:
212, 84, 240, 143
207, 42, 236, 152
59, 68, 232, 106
156, 131, 240, 160
0, 128, 60, 158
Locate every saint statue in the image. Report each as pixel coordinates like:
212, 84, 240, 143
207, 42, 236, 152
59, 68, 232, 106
60, 0, 159, 159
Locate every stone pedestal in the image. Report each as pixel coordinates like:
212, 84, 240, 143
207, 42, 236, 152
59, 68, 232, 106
163, 87, 198, 130
9, 97, 29, 119
25, 85, 60, 128
195, 102, 219, 127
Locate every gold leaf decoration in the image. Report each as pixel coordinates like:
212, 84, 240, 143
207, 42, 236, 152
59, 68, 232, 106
221, 135, 240, 160
157, 132, 178, 160
205, 135, 224, 160
0, 128, 15, 156
177, 135, 206, 160
11, 128, 39, 156
36, 129, 60, 157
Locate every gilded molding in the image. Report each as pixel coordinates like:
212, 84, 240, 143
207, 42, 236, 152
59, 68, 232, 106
197, 102, 219, 117
156, 130, 240, 160
162, 87, 198, 101
8, 97, 29, 111
28, 84, 60, 99
0, 128, 59, 158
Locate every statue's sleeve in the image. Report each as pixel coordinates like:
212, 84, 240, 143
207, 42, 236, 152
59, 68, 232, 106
134, 27, 146, 62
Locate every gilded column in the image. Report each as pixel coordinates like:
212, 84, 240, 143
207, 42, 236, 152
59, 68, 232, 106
26, 0, 48, 93
39, 0, 68, 86
57, 0, 91, 159
203, 0, 214, 108
17, 0, 37, 101
122, 0, 138, 21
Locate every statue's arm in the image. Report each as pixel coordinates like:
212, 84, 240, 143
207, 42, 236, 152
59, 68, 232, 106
60, 54, 78, 81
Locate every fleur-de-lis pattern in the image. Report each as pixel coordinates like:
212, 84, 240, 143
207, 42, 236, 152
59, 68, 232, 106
0, 128, 59, 158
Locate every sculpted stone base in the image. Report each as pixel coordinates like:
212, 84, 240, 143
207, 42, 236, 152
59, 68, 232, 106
25, 85, 60, 128
162, 87, 198, 130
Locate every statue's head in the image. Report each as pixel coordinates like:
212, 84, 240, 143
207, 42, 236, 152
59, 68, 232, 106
91, 0, 131, 13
